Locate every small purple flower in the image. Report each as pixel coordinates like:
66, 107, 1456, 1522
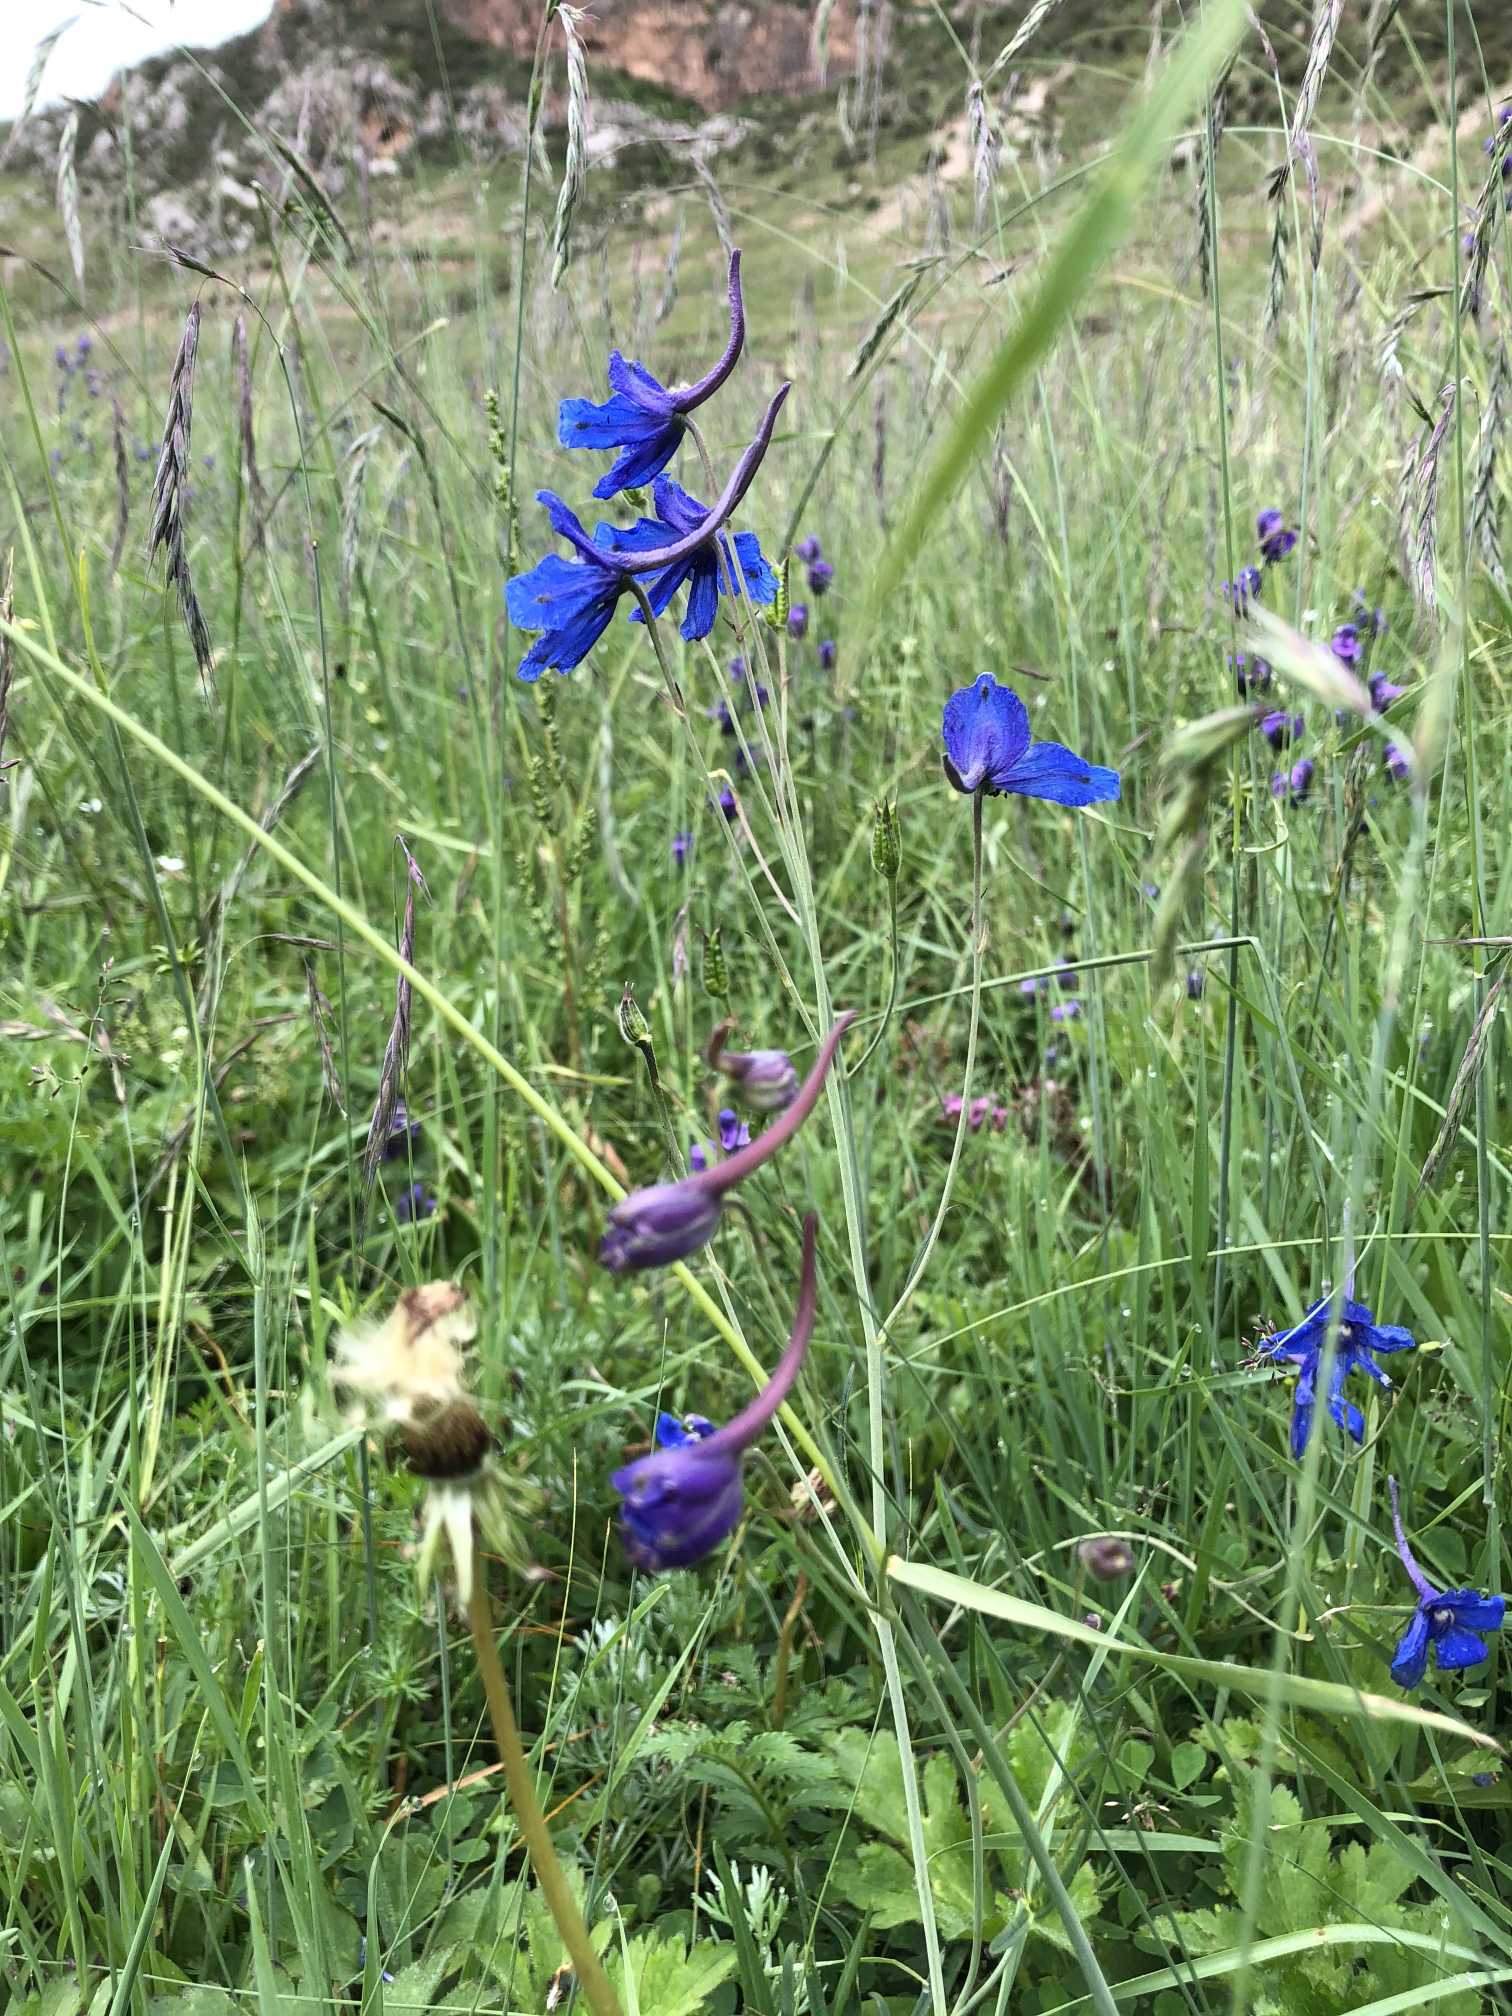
1186, 969, 1205, 999
688, 1140, 713, 1174
717, 784, 738, 821
1019, 975, 1051, 996
76, 333, 92, 359
395, 1181, 436, 1224
382, 1101, 423, 1161
1272, 758, 1315, 804
1256, 508, 1297, 565
1351, 590, 1388, 637
55, 344, 72, 372
941, 677, 1120, 807
730, 655, 747, 680
1258, 1293, 1416, 1456
612, 1215, 820, 1569
818, 639, 837, 671
1384, 742, 1410, 784
673, 830, 693, 865
1230, 652, 1273, 695
599, 1014, 855, 1272
808, 558, 834, 596
1050, 1000, 1082, 1023
1330, 623, 1362, 664
1221, 566, 1263, 616
1261, 710, 1303, 749
788, 603, 809, 640
795, 535, 823, 564
718, 1108, 750, 1153
708, 697, 736, 734
1388, 1478, 1505, 1689
557, 250, 748, 498
1368, 671, 1404, 712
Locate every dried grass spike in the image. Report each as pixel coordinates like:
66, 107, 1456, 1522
1267, 0, 1343, 200
983, 0, 1067, 84
361, 838, 429, 1199
551, 5, 591, 288
1471, 345, 1510, 592
1415, 966, 1507, 1201
968, 80, 1000, 231
304, 959, 345, 1114
56, 107, 84, 293
147, 302, 214, 683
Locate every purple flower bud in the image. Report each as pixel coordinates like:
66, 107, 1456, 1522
1384, 742, 1410, 783
708, 698, 736, 734
1272, 758, 1315, 804
788, 603, 809, 640
1261, 709, 1303, 749
600, 1013, 856, 1273
717, 784, 738, 821
1050, 1000, 1082, 1023
612, 1215, 820, 1569
1368, 671, 1404, 712
1330, 623, 1362, 664
673, 830, 693, 865
817, 639, 836, 671
1221, 566, 1263, 616
795, 535, 822, 564
1186, 968, 1205, 999
808, 558, 834, 596
1256, 509, 1297, 565
599, 1178, 725, 1272
1351, 590, 1388, 636
718, 1047, 799, 1111
688, 1141, 713, 1173
730, 656, 747, 680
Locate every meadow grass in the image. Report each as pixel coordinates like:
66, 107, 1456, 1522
2, 4, 1511, 2012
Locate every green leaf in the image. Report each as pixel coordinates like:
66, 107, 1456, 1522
1170, 1742, 1207, 1791
887, 1556, 1501, 1751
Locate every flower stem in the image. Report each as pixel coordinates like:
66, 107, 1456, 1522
466, 1565, 621, 2016
855, 877, 900, 1072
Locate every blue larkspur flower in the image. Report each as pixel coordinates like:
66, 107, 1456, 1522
941, 676, 1121, 807
1388, 1478, 1505, 1689
505, 491, 637, 680
618, 475, 778, 642
557, 251, 747, 498
1330, 623, 1363, 664
395, 1181, 436, 1224
1259, 1294, 1417, 1457
1256, 508, 1297, 565
1222, 566, 1263, 615
612, 1216, 819, 1569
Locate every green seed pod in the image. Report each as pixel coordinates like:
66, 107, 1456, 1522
872, 797, 901, 880
617, 983, 651, 1049
702, 926, 729, 1001
767, 555, 791, 631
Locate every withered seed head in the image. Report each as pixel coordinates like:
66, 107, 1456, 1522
396, 1399, 492, 1482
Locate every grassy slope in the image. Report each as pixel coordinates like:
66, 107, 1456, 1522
1, 3, 1511, 2014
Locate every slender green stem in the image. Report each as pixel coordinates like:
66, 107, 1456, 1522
466, 1566, 621, 2016
855, 876, 901, 1072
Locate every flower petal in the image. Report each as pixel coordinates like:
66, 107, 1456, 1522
606, 351, 676, 415
1004, 739, 1122, 808
1433, 1625, 1492, 1672
941, 675, 1031, 794
1366, 1323, 1417, 1355
1442, 1590, 1507, 1633
679, 555, 721, 640
593, 425, 684, 500
1391, 1609, 1431, 1688
729, 530, 779, 604
1289, 1360, 1317, 1457
558, 390, 670, 452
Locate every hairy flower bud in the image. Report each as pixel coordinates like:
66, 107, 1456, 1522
1079, 1536, 1136, 1580
617, 982, 651, 1049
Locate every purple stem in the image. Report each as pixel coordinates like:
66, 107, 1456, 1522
1389, 1477, 1435, 1599
674, 249, 745, 411
548, 382, 792, 577
702, 1213, 818, 1456
696, 1010, 857, 1200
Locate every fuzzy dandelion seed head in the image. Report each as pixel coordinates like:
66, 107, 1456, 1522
334, 1280, 477, 1429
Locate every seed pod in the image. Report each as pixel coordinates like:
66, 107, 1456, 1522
617, 983, 651, 1049
702, 926, 728, 1001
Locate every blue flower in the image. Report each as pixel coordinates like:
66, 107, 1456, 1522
557, 251, 747, 498
1256, 509, 1297, 565
382, 1100, 422, 1161
505, 491, 636, 680
1369, 671, 1404, 712
1259, 1294, 1417, 1457
941, 676, 1121, 807
818, 639, 836, 671
1330, 623, 1362, 664
672, 830, 693, 865
795, 534, 823, 564
613, 1216, 819, 1568
808, 558, 834, 595
1230, 652, 1272, 695
1261, 710, 1303, 750
788, 603, 809, 639
620, 475, 778, 642
1272, 758, 1315, 804
1388, 1478, 1505, 1689
718, 1107, 750, 1152
1222, 566, 1263, 615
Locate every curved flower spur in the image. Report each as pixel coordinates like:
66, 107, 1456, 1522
507, 383, 791, 679
599, 1010, 856, 1271
613, 1212, 820, 1570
